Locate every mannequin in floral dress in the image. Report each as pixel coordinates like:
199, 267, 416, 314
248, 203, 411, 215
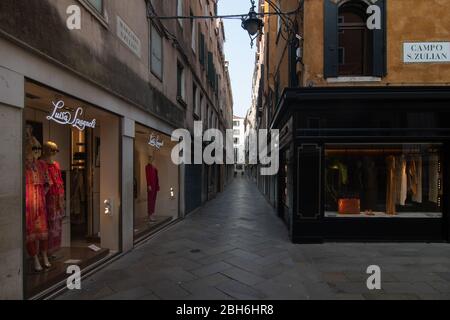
42, 142, 65, 255
25, 137, 51, 271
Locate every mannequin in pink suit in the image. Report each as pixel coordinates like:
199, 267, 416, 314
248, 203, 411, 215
145, 155, 160, 222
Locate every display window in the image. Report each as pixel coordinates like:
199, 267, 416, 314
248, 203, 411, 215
24, 81, 121, 298
325, 144, 443, 218
133, 123, 180, 241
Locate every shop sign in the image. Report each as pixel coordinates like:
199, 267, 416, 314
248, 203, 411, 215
117, 16, 141, 58
403, 42, 450, 63
149, 133, 164, 149
47, 100, 96, 131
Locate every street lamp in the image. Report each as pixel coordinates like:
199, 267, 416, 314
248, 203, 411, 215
241, 0, 264, 48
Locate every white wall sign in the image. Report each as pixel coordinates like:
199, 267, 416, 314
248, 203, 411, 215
47, 100, 96, 131
404, 42, 450, 63
117, 16, 141, 58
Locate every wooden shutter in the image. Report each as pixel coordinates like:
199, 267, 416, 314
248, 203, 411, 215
372, 0, 386, 77
323, 0, 338, 78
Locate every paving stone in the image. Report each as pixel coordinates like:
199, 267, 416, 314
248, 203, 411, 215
191, 261, 234, 277
215, 279, 267, 300
220, 267, 266, 286
150, 280, 191, 299
56, 178, 450, 301
101, 286, 153, 300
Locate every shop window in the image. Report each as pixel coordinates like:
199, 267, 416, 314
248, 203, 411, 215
133, 124, 180, 241
150, 24, 163, 80
325, 144, 443, 218
24, 81, 120, 298
324, 0, 386, 78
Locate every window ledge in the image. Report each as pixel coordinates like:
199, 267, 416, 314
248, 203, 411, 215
326, 76, 382, 83
78, 0, 109, 29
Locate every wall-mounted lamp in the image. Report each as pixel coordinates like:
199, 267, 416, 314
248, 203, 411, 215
170, 188, 175, 199
104, 199, 113, 216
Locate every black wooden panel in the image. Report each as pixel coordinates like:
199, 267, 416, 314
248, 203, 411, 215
297, 144, 322, 219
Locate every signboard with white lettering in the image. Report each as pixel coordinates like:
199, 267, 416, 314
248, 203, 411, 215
403, 42, 450, 63
117, 16, 141, 58
47, 101, 96, 131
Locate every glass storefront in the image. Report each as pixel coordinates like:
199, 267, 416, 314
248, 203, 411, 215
325, 143, 443, 218
24, 81, 120, 298
133, 123, 179, 241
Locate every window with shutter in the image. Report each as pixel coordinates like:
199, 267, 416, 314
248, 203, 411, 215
150, 25, 163, 79
324, 0, 386, 78
199, 33, 205, 66
323, 0, 339, 78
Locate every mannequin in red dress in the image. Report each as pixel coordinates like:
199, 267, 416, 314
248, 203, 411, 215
42, 142, 65, 255
25, 137, 51, 272
145, 155, 160, 222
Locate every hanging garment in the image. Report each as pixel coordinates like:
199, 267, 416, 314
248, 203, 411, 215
146, 164, 160, 217
409, 155, 423, 203
386, 156, 397, 215
362, 157, 378, 211
45, 161, 65, 253
25, 159, 49, 255
395, 155, 407, 206
429, 154, 439, 203
70, 169, 85, 224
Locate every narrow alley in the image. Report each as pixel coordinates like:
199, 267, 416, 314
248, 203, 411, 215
59, 177, 450, 300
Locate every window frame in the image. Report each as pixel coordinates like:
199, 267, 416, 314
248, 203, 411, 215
150, 24, 164, 81
177, 61, 186, 105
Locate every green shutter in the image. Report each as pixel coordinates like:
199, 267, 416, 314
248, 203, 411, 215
373, 0, 387, 77
323, 0, 338, 78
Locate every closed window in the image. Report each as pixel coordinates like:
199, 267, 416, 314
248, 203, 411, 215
338, 1, 373, 76
177, 0, 183, 27
193, 84, 201, 117
87, 0, 102, 13
150, 25, 163, 79
324, 0, 386, 78
177, 62, 185, 102
191, 15, 197, 53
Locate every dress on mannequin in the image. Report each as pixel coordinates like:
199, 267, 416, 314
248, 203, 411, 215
25, 158, 49, 257
146, 162, 160, 218
44, 154, 65, 254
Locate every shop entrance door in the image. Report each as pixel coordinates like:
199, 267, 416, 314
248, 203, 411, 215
70, 127, 100, 245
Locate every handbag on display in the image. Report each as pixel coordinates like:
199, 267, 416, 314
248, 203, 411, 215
338, 198, 361, 215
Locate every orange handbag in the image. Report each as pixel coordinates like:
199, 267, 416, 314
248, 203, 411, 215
338, 198, 361, 215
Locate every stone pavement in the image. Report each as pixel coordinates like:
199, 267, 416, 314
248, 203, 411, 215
58, 177, 450, 300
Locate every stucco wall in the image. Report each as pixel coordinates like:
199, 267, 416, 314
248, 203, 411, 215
0, 67, 24, 300
303, 0, 450, 86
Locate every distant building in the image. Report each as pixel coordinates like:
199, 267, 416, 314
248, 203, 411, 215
233, 116, 246, 174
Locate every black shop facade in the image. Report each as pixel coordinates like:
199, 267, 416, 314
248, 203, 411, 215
271, 87, 450, 243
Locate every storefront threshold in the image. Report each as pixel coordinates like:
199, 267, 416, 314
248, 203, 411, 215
31, 250, 120, 300
133, 218, 183, 248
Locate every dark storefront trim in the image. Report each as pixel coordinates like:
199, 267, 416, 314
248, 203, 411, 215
271, 87, 450, 244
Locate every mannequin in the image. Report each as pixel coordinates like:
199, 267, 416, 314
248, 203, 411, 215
145, 154, 160, 222
42, 141, 65, 255
25, 137, 51, 271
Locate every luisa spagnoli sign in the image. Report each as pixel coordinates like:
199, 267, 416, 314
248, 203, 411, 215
148, 133, 164, 150
47, 100, 96, 131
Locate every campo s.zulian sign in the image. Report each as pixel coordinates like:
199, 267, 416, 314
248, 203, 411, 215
404, 42, 450, 63
47, 100, 96, 131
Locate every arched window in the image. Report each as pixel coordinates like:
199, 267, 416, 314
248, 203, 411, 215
338, 1, 373, 76
324, 0, 386, 78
